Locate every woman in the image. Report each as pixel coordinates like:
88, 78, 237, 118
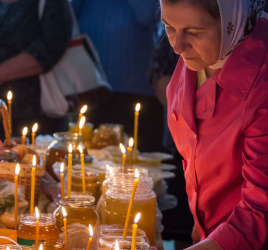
161, 0, 268, 249
0, 0, 72, 138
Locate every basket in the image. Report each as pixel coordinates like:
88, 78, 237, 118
0, 161, 45, 207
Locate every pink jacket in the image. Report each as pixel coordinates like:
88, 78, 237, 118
167, 16, 268, 250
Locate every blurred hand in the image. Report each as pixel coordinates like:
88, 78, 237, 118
191, 224, 200, 245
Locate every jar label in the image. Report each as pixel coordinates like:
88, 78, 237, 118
17, 238, 35, 246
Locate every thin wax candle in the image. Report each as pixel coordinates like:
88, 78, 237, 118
79, 145, 86, 193
131, 213, 141, 250
123, 168, 139, 239
7, 91, 12, 133
30, 155, 36, 213
133, 103, 141, 163
22, 127, 28, 145
14, 163, 20, 229
62, 207, 69, 250
119, 143, 126, 173
127, 138, 134, 167
35, 207, 39, 250
60, 163, 65, 199
32, 123, 38, 148
86, 225, 93, 250
67, 144, 72, 198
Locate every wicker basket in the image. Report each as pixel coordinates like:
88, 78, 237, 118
0, 161, 45, 207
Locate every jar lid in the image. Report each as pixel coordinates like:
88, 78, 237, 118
59, 195, 95, 208
64, 154, 93, 164
53, 132, 80, 140
19, 213, 56, 226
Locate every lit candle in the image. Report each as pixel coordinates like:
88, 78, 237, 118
86, 225, 93, 250
6, 246, 10, 250
39, 243, 43, 250
131, 213, 141, 250
133, 103, 141, 163
22, 127, 28, 145
127, 138, 134, 167
119, 143, 126, 173
67, 144, 72, 198
35, 207, 40, 250
30, 155, 36, 213
7, 91, 12, 133
123, 168, 139, 239
60, 163, 65, 199
62, 207, 69, 250
115, 240, 119, 250
32, 123, 38, 148
79, 145, 86, 193
14, 163, 20, 229
78, 105, 87, 126
79, 116, 86, 135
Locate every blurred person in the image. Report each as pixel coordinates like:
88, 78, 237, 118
72, 0, 164, 152
0, 0, 72, 140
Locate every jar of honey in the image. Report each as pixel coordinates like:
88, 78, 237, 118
68, 122, 94, 149
91, 128, 119, 149
17, 213, 59, 246
104, 176, 156, 246
45, 132, 85, 181
54, 196, 99, 231
99, 124, 124, 144
70, 170, 101, 201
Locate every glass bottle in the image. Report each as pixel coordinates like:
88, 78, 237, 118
104, 176, 156, 246
45, 132, 85, 181
17, 213, 59, 246
54, 195, 98, 231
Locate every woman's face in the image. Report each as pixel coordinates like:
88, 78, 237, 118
161, 0, 222, 71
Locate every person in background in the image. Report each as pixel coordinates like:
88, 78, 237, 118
0, 0, 72, 140
71, 0, 164, 152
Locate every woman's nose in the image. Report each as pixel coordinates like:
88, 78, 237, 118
173, 34, 191, 55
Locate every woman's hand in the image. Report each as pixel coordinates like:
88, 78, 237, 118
184, 239, 221, 250
191, 224, 200, 244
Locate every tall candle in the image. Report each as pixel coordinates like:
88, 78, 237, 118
60, 163, 65, 199
127, 138, 134, 167
131, 213, 141, 250
30, 155, 36, 213
67, 144, 72, 198
79, 145, 86, 193
119, 143, 126, 173
123, 168, 139, 239
86, 225, 93, 250
7, 91, 12, 133
35, 207, 40, 250
22, 127, 28, 145
133, 103, 141, 163
32, 123, 38, 148
62, 207, 69, 250
14, 163, 20, 229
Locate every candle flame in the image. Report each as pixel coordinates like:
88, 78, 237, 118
128, 138, 134, 147
32, 123, 38, 133
62, 207, 67, 218
39, 244, 43, 250
80, 105, 87, 114
106, 164, 110, 172
89, 224, 93, 237
115, 240, 119, 250
6, 247, 10, 250
135, 103, 141, 112
35, 207, 40, 220
15, 163, 20, 176
60, 162, 64, 173
7, 91, 12, 101
79, 116, 86, 130
135, 168, 139, 178
134, 212, 141, 224
32, 155, 36, 167
78, 145, 83, 154
22, 127, 28, 136
119, 143, 126, 154
68, 144, 72, 154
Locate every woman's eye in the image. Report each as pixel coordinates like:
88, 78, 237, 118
165, 26, 175, 32
189, 31, 200, 37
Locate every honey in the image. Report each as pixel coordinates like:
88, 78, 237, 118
17, 213, 59, 246
54, 196, 98, 231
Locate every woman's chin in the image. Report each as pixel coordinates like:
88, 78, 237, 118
183, 58, 209, 72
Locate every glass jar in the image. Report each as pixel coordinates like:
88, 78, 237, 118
54, 196, 98, 231
68, 122, 94, 149
17, 213, 59, 246
104, 176, 156, 246
111, 241, 150, 250
91, 128, 119, 149
0, 148, 18, 162
101, 167, 149, 223
99, 124, 124, 143
43, 239, 65, 250
45, 132, 85, 181
70, 170, 101, 201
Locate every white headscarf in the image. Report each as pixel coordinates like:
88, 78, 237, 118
209, 0, 265, 69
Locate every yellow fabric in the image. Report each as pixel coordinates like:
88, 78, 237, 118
196, 69, 208, 89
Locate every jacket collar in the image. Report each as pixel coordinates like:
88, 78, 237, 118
216, 16, 268, 101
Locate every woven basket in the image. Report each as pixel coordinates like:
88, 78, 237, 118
0, 160, 45, 207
